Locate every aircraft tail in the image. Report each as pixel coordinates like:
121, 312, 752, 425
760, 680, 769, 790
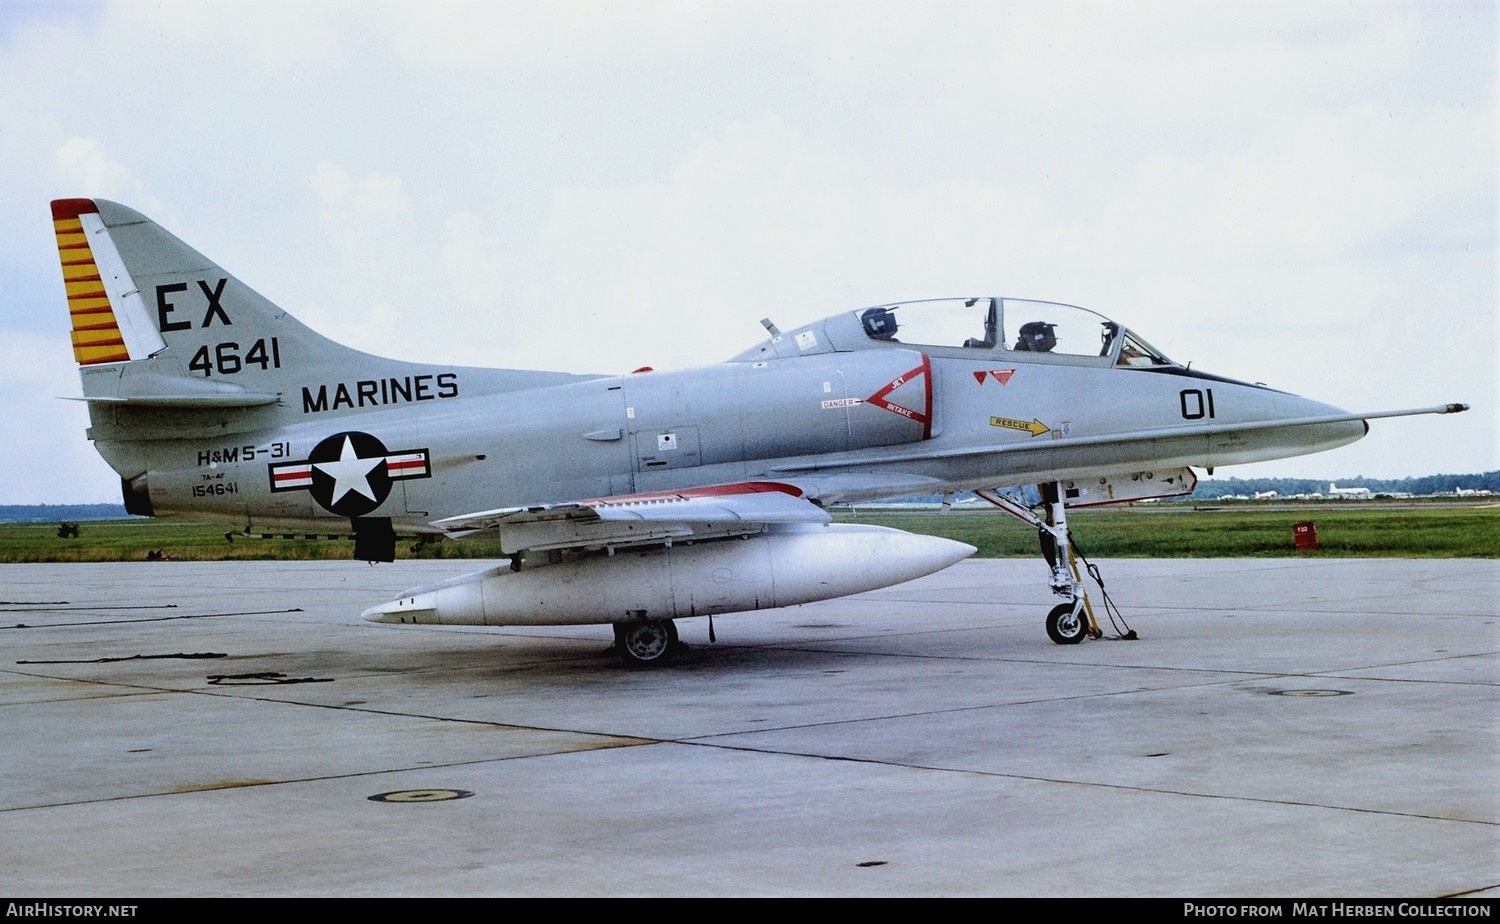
51, 198, 398, 413
51, 198, 591, 440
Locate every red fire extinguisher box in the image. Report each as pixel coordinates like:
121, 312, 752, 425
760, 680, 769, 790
1293, 521, 1319, 551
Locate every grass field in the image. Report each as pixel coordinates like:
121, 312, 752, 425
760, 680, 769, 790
0, 520, 505, 564
1, 502, 1494, 563
840, 504, 1499, 559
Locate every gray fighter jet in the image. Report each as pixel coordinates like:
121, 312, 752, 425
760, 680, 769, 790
52, 198, 1468, 664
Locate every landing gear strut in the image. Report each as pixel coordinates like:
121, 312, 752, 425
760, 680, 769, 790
977, 482, 1107, 645
1035, 482, 1102, 644
614, 619, 680, 667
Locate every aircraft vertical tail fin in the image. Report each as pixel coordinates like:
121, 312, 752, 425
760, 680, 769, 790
50, 197, 389, 417
51, 197, 599, 440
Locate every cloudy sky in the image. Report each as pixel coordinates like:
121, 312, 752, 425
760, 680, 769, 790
1, 0, 1494, 504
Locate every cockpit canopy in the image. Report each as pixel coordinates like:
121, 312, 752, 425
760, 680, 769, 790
853, 297, 1174, 367
732, 296, 1178, 368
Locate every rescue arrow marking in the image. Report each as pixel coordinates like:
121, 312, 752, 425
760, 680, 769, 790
989, 416, 1051, 437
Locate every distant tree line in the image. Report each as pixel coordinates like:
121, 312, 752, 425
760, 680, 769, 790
0, 504, 132, 523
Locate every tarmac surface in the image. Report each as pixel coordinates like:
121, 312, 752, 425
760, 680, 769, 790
1, 557, 1495, 897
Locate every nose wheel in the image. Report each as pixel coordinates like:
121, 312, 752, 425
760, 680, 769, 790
1046, 602, 1089, 645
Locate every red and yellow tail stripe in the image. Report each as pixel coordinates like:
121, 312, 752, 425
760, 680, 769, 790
52, 198, 129, 365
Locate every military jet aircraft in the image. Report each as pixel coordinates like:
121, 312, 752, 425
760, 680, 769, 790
51, 198, 1468, 664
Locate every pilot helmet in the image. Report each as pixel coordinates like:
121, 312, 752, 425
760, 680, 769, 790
862, 307, 898, 340
1018, 321, 1057, 349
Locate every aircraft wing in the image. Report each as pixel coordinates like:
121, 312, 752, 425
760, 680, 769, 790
431, 481, 832, 554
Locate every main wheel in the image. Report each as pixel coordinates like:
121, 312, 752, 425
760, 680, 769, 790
1046, 602, 1088, 645
617, 620, 677, 666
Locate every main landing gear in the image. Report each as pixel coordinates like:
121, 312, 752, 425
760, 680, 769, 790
613, 619, 681, 667
977, 482, 1132, 645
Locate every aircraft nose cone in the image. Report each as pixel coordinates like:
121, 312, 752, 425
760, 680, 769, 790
937, 537, 978, 567
870, 527, 976, 575
361, 601, 398, 623
362, 570, 495, 624
769, 524, 975, 597
362, 594, 437, 624
902, 534, 977, 575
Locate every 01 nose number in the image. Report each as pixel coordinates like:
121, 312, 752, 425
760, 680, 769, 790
1179, 388, 1216, 420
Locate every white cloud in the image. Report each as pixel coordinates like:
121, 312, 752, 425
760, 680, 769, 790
114, 0, 355, 70
306, 160, 357, 204
295, 160, 429, 351
54, 138, 159, 213
367, 0, 748, 72
442, 212, 507, 306
307, 160, 408, 223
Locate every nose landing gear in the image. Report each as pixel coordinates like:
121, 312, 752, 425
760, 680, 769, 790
977, 482, 1131, 645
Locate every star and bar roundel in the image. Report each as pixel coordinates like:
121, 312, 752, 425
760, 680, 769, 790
269, 431, 431, 518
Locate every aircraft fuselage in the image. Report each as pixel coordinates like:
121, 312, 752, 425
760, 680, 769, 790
98, 328, 1362, 534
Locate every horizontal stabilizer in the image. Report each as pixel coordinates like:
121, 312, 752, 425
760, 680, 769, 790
66, 372, 279, 408
71, 393, 279, 408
